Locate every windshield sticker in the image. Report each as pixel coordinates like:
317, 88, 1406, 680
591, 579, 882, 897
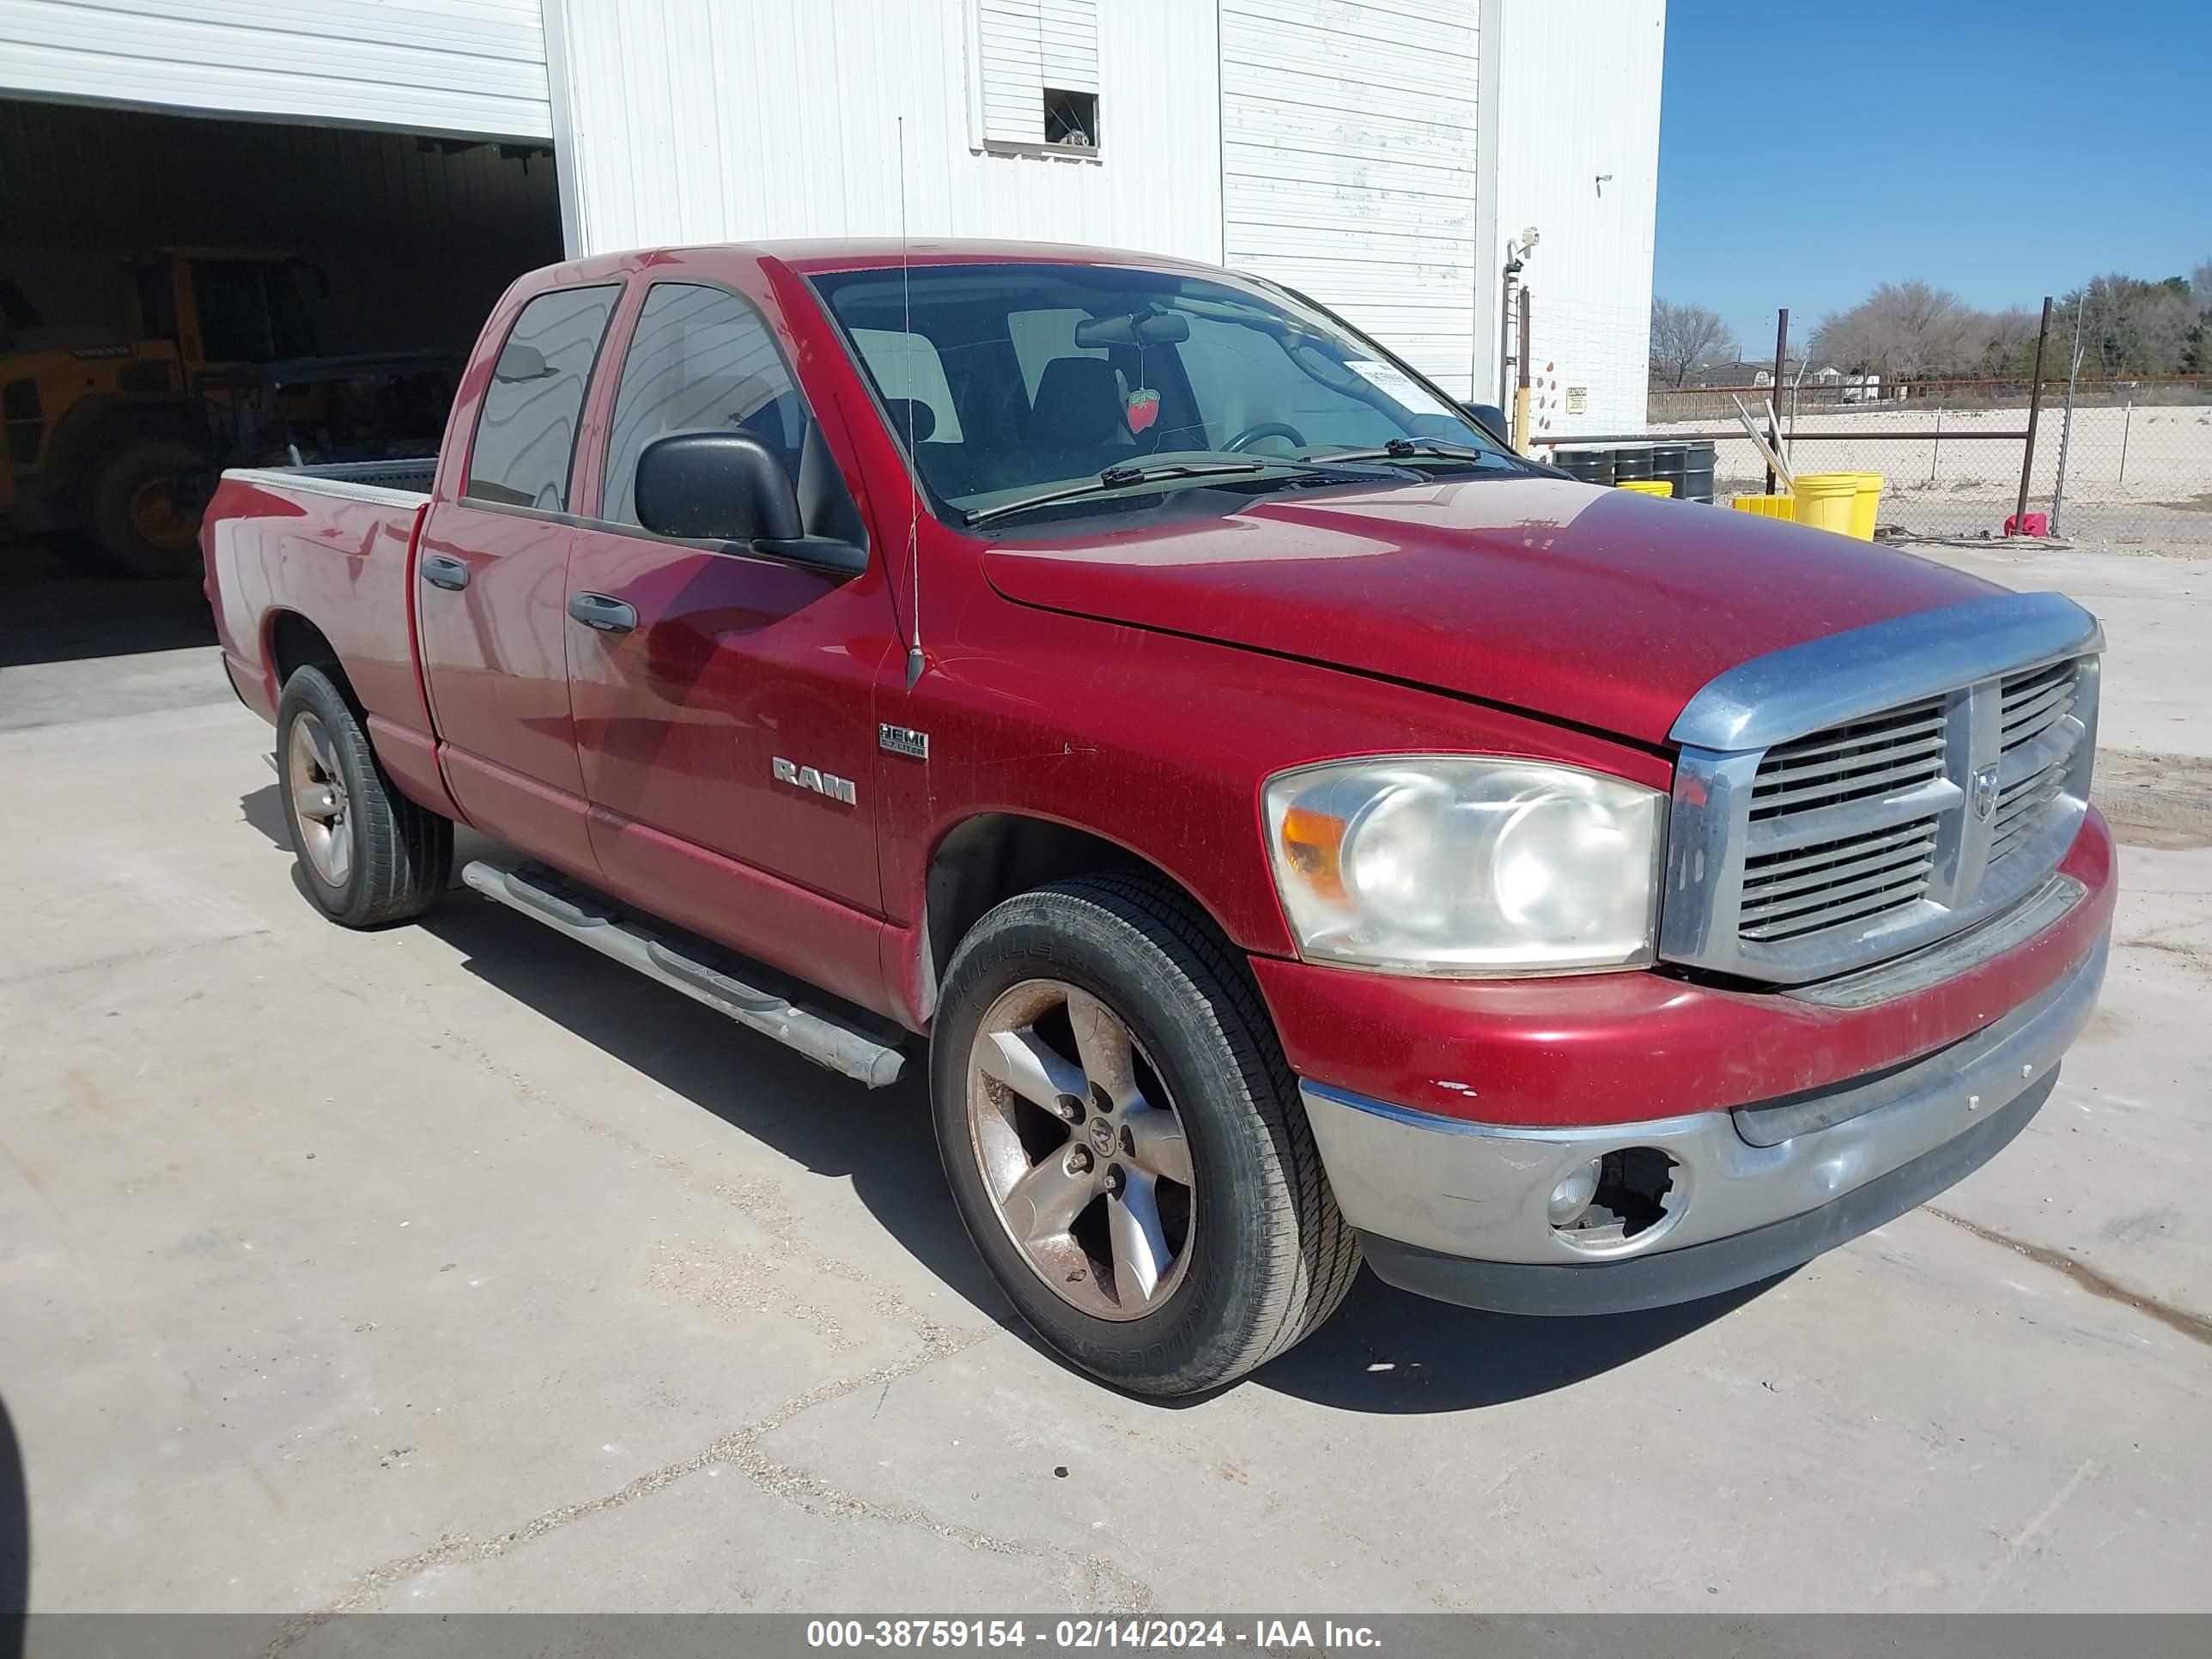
1125, 386, 1160, 434
1344, 358, 1458, 418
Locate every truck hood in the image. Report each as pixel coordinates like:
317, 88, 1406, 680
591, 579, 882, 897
980, 475, 2000, 746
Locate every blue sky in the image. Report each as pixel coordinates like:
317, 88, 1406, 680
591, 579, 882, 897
1656, 0, 2212, 355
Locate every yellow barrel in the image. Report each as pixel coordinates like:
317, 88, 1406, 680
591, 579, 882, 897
1616, 479, 1673, 497
1790, 472, 1860, 536
1731, 493, 1795, 520
1847, 471, 1883, 540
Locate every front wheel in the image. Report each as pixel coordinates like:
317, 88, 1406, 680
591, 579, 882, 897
931, 874, 1359, 1395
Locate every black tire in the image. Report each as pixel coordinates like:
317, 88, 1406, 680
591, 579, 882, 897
276, 665, 452, 928
81, 437, 207, 580
931, 873, 1359, 1395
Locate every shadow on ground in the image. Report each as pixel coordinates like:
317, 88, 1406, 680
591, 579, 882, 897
238, 787, 1771, 1414
0, 541, 213, 668
2, 1392, 27, 1640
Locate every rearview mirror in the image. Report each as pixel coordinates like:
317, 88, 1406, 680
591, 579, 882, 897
636, 431, 803, 542
1074, 308, 1191, 349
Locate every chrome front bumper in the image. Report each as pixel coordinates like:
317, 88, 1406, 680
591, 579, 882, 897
1300, 935, 2106, 1314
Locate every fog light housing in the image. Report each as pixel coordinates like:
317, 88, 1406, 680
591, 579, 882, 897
1547, 1158, 1602, 1225
1550, 1146, 1686, 1255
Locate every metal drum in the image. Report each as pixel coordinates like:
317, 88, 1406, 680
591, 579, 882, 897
1651, 442, 1689, 501
1681, 441, 1718, 503
1552, 447, 1615, 486
1610, 444, 1656, 483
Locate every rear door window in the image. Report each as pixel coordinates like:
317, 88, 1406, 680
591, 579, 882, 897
465, 284, 620, 511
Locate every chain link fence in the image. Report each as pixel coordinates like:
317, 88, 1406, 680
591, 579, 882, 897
1585, 376, 2212, 548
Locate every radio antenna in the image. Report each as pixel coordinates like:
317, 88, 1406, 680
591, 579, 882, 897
898, 116, 925, 689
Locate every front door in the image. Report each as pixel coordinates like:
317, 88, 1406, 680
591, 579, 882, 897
563, 279, 897, 1003
416, 282, 621, 875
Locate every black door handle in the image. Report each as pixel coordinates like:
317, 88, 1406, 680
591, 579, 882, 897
421, 554, 470, 591
568, 592, 637, 634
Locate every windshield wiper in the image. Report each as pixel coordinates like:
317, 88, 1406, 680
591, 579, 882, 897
962, 458, 1404, 527
1320, 437, 1507, 468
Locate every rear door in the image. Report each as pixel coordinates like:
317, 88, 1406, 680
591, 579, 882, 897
416, 282, 621, 874
563, 276, 899, 1004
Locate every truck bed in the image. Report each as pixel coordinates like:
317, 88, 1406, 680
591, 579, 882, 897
219, 456, 435, 501
203, 459, 450, 817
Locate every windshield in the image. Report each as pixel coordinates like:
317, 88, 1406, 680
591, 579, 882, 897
809, 262, 1519, 526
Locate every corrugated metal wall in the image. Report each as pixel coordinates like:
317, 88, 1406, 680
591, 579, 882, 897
0, 0, 552, 141
0, 97, 562, 354
1219, 0, 1483, 398
1490, 0, 1664, 435
547, 0, 1222, 264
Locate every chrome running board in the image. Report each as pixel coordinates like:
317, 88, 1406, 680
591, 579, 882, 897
459, 860, 905, 1089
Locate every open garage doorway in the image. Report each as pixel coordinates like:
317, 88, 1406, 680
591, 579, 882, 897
0, 95, 562, 693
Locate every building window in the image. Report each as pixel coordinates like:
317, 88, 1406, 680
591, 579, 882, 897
1042, 88, 1098, 149
971, 0, 1099, 154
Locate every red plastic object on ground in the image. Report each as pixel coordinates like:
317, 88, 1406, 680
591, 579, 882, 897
2006, 512, 2051, 537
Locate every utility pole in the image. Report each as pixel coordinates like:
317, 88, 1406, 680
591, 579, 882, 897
1765, 309, 1789, 494
2014, 296, 2053, 534
1514, 289, 1534, 454
2051, 294, 2086, 535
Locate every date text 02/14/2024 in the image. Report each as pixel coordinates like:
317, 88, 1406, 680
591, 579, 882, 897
805, 1620, 1381, 1650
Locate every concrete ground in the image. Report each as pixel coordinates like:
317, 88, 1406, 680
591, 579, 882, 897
0, 536, 2206, 1619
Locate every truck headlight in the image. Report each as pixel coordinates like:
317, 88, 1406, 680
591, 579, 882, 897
1264, 757, 1665, 975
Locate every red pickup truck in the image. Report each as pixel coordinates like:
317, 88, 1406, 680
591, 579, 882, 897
204, 241, 2112, 1395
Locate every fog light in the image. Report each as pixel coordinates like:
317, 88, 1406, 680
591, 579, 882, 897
1547, 1158, 1602, 1225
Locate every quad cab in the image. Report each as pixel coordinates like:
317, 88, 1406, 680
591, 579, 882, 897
201, 242, 2112, 1394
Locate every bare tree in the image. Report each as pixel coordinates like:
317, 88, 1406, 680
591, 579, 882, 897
2187, 258, 2212, 373
1972, 307, 2041, 376
1650, 298, 1739, 386
1811, 282, 1978, 379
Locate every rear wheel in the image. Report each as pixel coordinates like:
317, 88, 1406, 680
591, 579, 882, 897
82, 437, 206, 580
931, 873, 1359, 1395
276, 665, 451, 927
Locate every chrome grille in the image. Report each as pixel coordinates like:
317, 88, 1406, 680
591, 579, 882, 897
1736, 696, 1948, 940
1990, 660, 2081, 866
1748, 697, 1948, 821
1738, 814, 1942, 942
1659, 592, 2104, 985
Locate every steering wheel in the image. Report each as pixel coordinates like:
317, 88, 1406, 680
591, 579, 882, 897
1222, 421, 1308, 454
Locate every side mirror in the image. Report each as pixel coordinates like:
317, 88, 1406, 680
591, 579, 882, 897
636, 430, 803, 541
1459, 401, 1511, 445
635, 429, 866, 576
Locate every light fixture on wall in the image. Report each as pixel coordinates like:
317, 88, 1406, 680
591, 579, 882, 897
1499, 228, 1540, 409
1595, 173, 1613, 197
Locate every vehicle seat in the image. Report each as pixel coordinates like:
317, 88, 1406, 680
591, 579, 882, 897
1032, 356, 1125, 447
879, 398, 937, 445
1010, 355, 1136, 492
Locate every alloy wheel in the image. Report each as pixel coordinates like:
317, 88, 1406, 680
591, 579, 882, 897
964, 977, 1196, 1321
288, 710, 353, 886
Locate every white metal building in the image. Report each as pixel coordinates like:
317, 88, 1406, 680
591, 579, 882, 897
0, 0, 1664, 432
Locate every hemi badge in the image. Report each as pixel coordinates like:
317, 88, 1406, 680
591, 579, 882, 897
878, 723, 930, 760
